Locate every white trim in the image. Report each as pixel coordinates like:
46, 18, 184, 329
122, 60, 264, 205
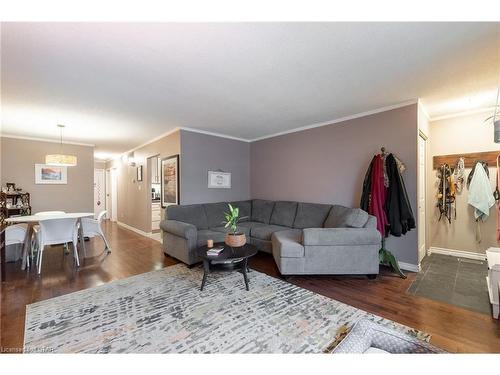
112, 126, 250, 163
0, 133, 95, 147
428, 246, 487, 261
117, 221, 153, 238
417, 99, 430, 121
398, 262, 420, 273
248, 99, 418, 142
430, 107, 495, 122
121, 127, 182, 156
181, 127, 250, 142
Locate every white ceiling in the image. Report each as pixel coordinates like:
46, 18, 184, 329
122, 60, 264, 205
1, 22, 499, 158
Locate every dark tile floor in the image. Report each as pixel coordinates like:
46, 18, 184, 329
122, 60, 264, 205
407, 254, 491, 315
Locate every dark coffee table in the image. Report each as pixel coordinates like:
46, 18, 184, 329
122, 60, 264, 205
196, 243, 258, 291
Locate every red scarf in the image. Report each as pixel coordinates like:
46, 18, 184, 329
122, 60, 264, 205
369, 155, 388, 237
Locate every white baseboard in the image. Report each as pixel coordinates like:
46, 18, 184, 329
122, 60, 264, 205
117, 221, 154, 239
398, 262, 420, 273
428, 247, 486, 261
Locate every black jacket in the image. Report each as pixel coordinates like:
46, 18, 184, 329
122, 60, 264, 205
360, 156, 375, 212
384, 153, 416, 236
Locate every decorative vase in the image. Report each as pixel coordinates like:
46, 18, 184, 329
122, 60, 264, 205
225, 233, 246, 247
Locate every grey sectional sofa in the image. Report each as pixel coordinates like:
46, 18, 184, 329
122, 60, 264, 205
160, 199, 381, 276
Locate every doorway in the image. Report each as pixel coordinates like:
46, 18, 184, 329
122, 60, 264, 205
148, 155, 162, 233
418, 131, 427, 264
106, 168, 118, 222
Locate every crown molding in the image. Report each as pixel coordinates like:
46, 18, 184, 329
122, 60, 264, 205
0, 133, 95, 147
248, 99, 418, 142
180, 127, 250, 142
429, 106, 495, 122
4, 99, 422, 161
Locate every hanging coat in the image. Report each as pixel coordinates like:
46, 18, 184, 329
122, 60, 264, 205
468, 161, 495, 221
368, 155, 388, 237
360, 156, 374, 212
384, 153, 416, 236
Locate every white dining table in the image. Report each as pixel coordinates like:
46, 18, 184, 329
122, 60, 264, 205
5, 212, 94, 270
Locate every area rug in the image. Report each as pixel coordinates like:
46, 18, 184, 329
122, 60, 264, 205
24, 264, 430, 353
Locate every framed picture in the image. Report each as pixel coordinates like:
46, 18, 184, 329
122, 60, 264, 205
137, 165, 143, 182
161, 154, 179, 207
35, 164, 68, 184
208, 171, 231, 189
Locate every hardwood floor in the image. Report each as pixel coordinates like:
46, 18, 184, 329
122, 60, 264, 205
1, 220, 499, 353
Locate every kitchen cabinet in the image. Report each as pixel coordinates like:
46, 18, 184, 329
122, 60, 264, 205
152, 202, 161, 230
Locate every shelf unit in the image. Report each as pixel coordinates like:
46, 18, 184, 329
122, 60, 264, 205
0, 191, 32, 227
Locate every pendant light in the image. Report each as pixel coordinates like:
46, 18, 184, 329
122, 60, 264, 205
45, 124, 78, 166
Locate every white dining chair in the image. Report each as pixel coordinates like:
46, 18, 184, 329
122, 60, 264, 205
37, 218, 79, 274
80, 210, 111, 254
5, 224, 30, 268
34, 211, 68, 254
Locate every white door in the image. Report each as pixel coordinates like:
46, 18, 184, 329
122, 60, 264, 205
418, 133, 427, 262
105, 169, 112, 219
94, 169, 106, 217
110, 168, 118, 222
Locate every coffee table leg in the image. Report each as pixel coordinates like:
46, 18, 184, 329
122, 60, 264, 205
242, 258, 249, 291
200, 259, 209, 291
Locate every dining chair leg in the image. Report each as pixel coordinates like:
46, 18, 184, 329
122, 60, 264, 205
73, 241, 80, 267
100, 233, 112, 254
21, 223, 34, 271
37, 248, 43, 274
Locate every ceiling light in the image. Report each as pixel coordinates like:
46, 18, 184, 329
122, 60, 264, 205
45, 124, 78, 166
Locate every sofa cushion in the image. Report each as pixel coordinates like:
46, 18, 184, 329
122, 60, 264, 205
251, 199, 275, 224
251, 224, 289, 241
293, 202, 332, 229
196, 229, 226, 248
324, 205, 369, 228
270, 201, 298, 227
271, 229, 304, 258
230, 200, 251, 222
302, 228, 381, 246
166, 204, 208, 230
203, 202, 230, 228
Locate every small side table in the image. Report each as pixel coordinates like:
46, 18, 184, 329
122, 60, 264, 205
196, 243, 258, 291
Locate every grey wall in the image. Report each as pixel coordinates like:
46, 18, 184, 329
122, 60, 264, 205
1, 137, 94, 213
250, 104, 419, 265
180, 130, 250, 204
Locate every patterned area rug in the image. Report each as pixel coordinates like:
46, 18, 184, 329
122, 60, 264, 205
24, 264, 430, 353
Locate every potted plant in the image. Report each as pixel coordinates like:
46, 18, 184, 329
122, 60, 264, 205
222, 203, 247, 247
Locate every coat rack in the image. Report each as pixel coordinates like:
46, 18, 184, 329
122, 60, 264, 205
433, 150, 500, 169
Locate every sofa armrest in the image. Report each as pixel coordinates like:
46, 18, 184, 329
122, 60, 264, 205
303, 228, 381, 246
364, 215, 377, 229
160, 220, 197, 240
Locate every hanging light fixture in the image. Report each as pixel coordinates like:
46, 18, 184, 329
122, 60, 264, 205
45, 124, 78, 166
